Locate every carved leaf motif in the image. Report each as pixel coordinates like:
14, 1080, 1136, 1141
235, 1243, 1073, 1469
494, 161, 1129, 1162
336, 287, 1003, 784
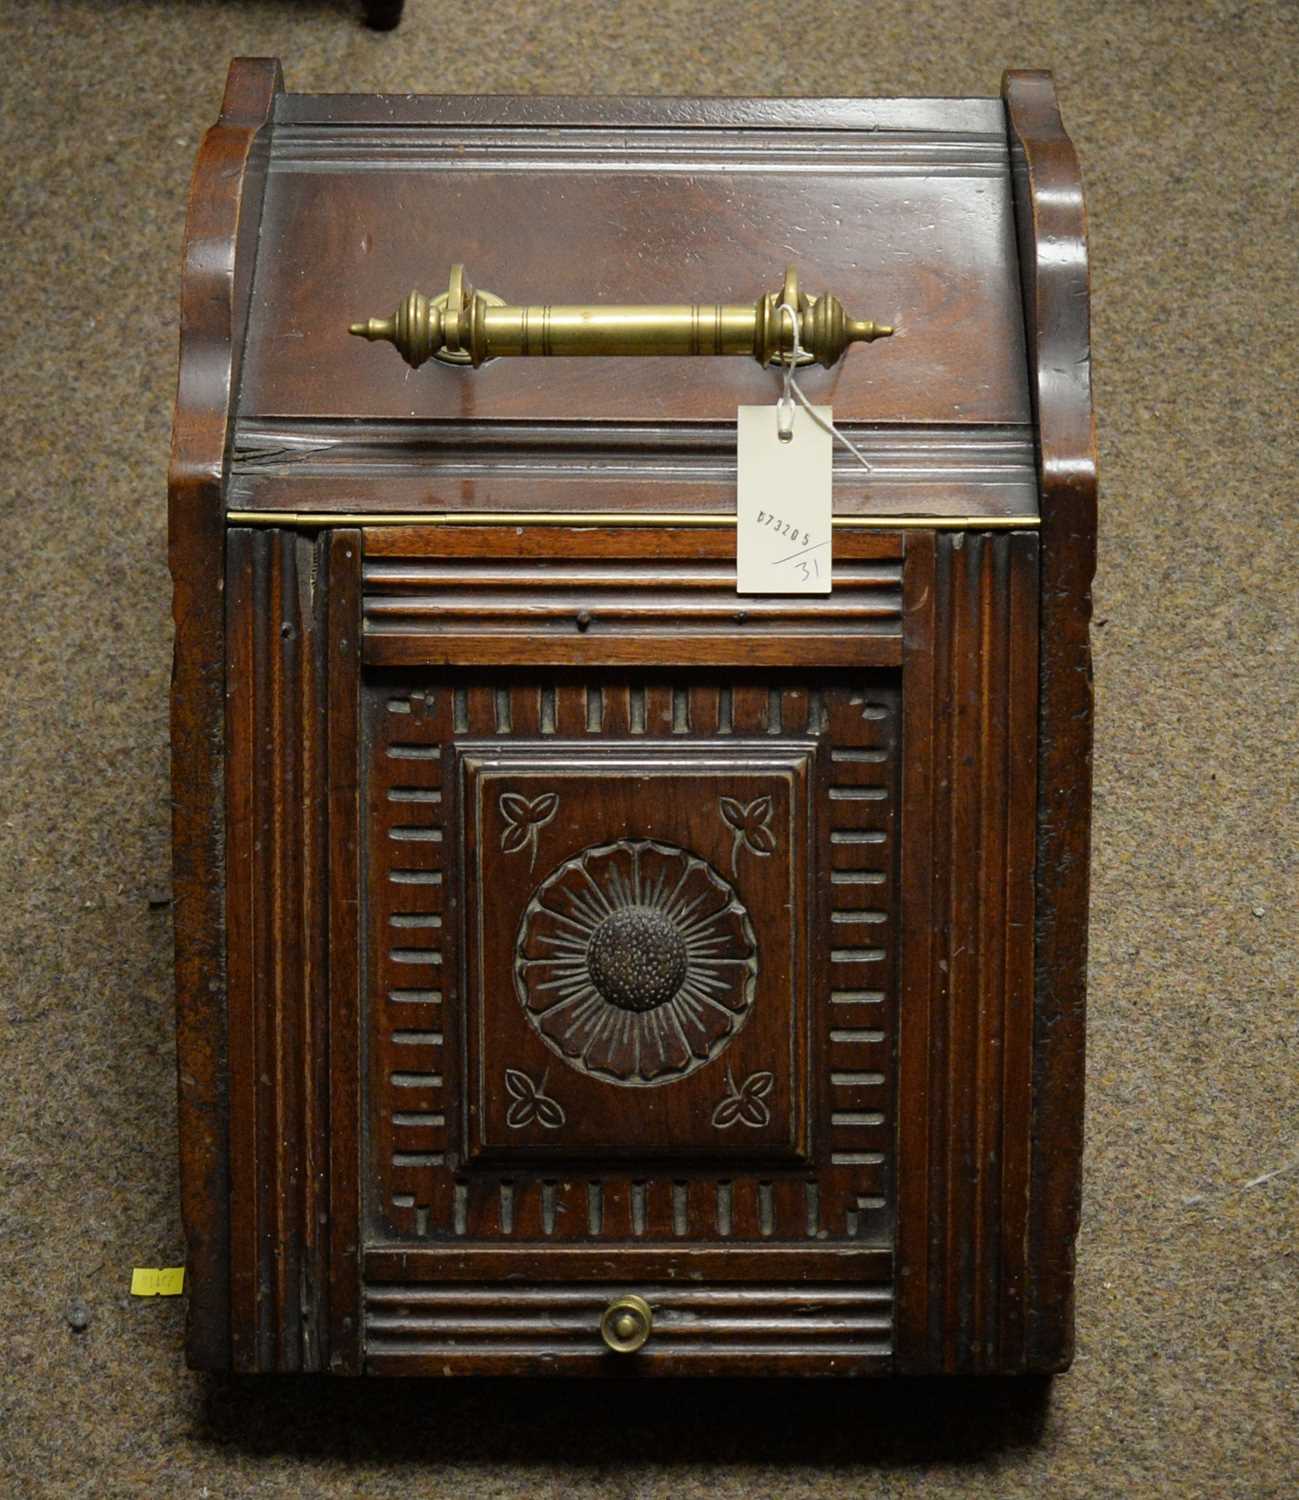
532, 1094, 566, 1130
501, 822, 533, 856
711, 1067, 775, 1130
530, 791, 559, 823
746, 823, 777, 856
503, 1068, 566, 1129
499, 789, 560, 871
500, 793, 533, 823
719, 794, 777, 875
742, 795, 773, 831
719, 797, 747, 832
711, 1094, 746, 1130
504, 1096, 533, 1128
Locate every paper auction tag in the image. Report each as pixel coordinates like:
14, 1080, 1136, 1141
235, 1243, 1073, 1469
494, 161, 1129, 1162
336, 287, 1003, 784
736, 404, 832, 594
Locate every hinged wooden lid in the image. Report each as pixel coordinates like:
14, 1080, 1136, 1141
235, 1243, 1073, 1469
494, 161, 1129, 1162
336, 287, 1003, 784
227, 89, 1037, 522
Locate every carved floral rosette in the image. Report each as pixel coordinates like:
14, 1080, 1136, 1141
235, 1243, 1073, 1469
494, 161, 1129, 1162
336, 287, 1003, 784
514, 839, 759, 1086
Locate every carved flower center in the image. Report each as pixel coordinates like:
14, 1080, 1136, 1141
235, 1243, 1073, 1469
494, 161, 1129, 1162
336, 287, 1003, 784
586, 906, 688, 1013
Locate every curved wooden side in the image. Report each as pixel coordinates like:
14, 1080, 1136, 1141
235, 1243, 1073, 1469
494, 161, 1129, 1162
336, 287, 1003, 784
1002, 69, 1098, 1373
168, 56, 282, 1370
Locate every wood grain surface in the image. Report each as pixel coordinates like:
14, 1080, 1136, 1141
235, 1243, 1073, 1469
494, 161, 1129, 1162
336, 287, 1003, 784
168, 56, 282, 1372
239, 95, 1029, 437
1004, 69, 1098, 1374
894, 529, 1040, 1372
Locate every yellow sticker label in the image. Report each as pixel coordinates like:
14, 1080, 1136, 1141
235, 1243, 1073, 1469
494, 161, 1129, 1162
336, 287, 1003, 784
131, 1267, 185, 1296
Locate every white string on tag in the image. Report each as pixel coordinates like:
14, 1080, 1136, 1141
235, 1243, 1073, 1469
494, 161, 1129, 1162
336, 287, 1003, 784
775, 301, 874, 474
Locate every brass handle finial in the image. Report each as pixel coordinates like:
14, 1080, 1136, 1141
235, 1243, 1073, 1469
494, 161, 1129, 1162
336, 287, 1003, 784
600, 1294, 653, 1354
350, 264, 892, 371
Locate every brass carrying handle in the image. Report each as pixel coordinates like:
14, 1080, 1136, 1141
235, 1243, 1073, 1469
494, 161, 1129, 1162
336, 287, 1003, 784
349, 264, 892, 371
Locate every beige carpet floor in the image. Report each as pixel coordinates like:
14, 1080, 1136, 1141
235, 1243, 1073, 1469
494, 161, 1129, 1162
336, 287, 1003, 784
1, 1, 1296, 1496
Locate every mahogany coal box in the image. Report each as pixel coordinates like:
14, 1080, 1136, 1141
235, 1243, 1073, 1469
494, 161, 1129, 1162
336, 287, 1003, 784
169, 58, 1096, 1377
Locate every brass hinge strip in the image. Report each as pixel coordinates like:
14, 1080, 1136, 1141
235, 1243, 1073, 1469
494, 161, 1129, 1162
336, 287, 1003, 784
225, 510, 1040, 531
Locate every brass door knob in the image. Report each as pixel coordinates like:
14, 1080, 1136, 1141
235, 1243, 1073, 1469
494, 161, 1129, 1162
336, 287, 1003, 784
600, 1294, 653, 1354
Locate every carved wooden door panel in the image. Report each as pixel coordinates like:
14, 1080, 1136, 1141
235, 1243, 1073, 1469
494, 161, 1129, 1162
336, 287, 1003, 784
345, 524, 906, 1374
222, 518, 1041, 1376
367, 686, 896, 1214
